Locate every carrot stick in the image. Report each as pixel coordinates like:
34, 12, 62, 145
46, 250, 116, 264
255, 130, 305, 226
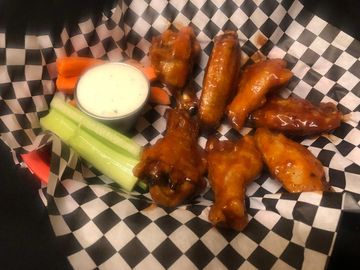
125, 59, 157, 82
57, 57, 104, 77
142, 66, 157, 82
56, 75, 79, 94
150, 87, 171, 105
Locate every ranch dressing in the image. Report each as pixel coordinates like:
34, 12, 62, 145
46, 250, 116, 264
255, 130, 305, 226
76, 63, 149, 118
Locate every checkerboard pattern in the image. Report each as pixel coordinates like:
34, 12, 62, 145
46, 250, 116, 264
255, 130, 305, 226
2, 0, 360, 269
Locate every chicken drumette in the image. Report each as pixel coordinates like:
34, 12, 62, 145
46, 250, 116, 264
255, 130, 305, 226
206, 136, 263, 230
250, 95, 342, 136
149, 26, 200, 88
227, 59, 293, 132
149, 26, 200, 111
133, 109, 207, 207
254, 128, 330, 193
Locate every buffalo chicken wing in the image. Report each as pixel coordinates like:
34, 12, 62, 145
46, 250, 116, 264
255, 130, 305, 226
251, 95, 342, 136
206, 136, 263, 230
133, 109, 207, 207
227, 59, 293, 132
149, 26, 200, 89
254, 128, 329, 192
199, 31, 241, 128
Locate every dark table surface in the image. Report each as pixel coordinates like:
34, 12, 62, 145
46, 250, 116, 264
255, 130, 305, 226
0, 0, 359, 269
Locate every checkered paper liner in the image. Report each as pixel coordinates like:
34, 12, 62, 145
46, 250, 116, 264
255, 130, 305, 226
1, 0, 360, 269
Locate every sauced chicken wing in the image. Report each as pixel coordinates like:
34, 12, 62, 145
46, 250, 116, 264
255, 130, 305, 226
199, 31, 241, 128
251, 95, 342, 136
206, 136, 263, 231
174, 82, 199, 112
133, 109, 207, 207
254, 128, 329, 192
227, 59, 293, 132
149, 26, 200, 89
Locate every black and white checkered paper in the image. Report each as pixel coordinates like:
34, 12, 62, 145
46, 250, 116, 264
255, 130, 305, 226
1, 0, 360, 269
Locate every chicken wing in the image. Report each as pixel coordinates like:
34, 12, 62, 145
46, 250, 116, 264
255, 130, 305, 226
206, 135, 263, 231
227, 59, 293, 132
149, 26, 200, 89
250, 95, 342, 136
254, 128, 329, 192
133, 109, 207, 207
199, 31, 241, 128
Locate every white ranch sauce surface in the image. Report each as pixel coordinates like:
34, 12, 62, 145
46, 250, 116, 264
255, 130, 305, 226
77, 63, 148, 118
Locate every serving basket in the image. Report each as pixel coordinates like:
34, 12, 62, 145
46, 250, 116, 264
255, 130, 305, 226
1, 0, 360, 269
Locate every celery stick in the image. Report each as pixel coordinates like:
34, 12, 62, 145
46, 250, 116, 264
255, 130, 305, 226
40, 110, 77, 144
136, 180, 149, 192
50, 94, 141, 158
41, 109, 139, 191
70, 130, 138, 191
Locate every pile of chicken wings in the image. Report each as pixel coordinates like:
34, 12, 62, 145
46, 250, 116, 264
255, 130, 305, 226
133, 27, 342, 231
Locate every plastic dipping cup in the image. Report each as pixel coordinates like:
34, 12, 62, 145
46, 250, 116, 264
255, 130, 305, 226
75, 62, 150, 132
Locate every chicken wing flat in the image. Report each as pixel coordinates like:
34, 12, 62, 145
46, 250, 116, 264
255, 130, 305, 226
251, 95, 342, 136
206, 135, 263, 230
133, 109, 207, 207
149, 26, 200, 89
254, 128, 329, 192
199, 31, 241, 128
227, 59, 293, 132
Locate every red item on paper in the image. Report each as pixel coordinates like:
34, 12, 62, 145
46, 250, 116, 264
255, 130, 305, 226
21, 149, 50, 183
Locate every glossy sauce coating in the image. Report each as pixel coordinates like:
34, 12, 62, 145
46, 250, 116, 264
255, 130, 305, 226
206, 135, 263, 230
199, 31, 241, 128
254, 128, 329, 193
227, 59, 293, 132
175, 82, 199, 112
251, 96, 342, 136
133, 109, 207, 207
149, 26, 200, 89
